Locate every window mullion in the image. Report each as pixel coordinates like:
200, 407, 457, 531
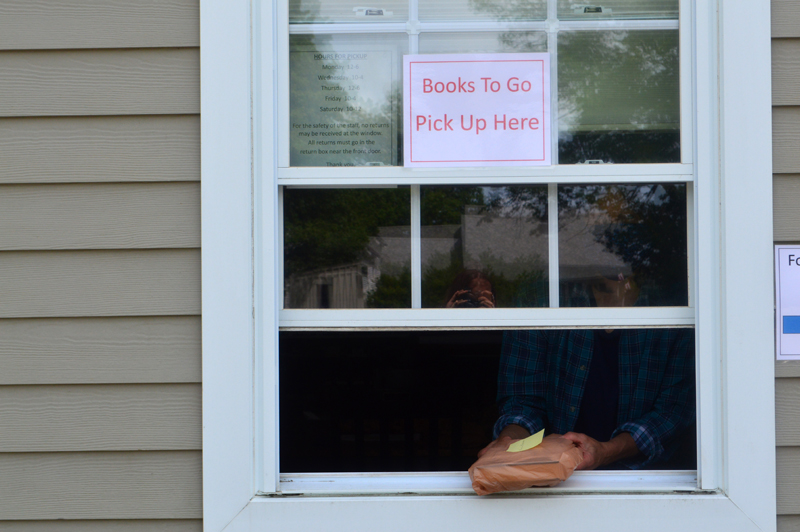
548, 183, 560, 307
411, 184, 422, 308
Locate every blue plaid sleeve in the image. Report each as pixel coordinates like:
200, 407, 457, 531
612, 329, 695, 468
493, 330, 549, 438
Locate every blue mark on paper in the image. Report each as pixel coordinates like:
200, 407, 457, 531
784, 316, 800, 334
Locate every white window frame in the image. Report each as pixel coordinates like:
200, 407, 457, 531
200, 0, 776, 530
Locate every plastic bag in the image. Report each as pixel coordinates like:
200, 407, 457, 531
468, 435, 584, 495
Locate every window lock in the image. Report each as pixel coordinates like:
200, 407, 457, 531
354, 7, 393, 17
571, 5, 611, 14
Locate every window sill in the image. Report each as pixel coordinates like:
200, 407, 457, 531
274, 470, 700, 496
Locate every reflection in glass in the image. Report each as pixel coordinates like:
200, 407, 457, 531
289, 0, 408, 23
419, 0, 546, 22
558, 0, 678, 20
558, 30, 680, 164
421, 186, 549, 308
419, 31, 547, 54
284, 188, 411, 308
290, 34, 406, 167
558, 184, 688, 307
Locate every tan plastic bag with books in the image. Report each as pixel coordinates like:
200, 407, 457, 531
468, 434, 584, 495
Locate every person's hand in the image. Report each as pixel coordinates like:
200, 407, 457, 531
445, 289, 471, 308
475, 290, 495, 308
561, 432, 607, 470
561, 431, 639, 470
477, 435, 516, 458
477, 424, 531, 458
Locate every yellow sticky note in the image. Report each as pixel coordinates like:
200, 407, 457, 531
506, 429, 544, 453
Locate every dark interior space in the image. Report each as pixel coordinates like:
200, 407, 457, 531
280, 329, 697, 473
280, 330, 503, 472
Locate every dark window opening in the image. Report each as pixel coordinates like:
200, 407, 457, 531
280, 329, 696, 473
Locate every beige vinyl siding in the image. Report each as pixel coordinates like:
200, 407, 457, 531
0, 49, 198, 117
0, 183, 199, 249
0, 384, 201, 451
775, 107, 800, 174
0, 452, 202, 519
0, 521, 202, 532
773, 5, 800, 529
773, 0, 800, 38
0, 0, 198, 50
779, 516, 800, 532
0, 0, 201, 527
0, 317, 201, 385
0, 116, 200, 184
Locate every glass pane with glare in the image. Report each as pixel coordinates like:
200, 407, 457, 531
290, 0, 408, 23
284, 188, 411, 308
558, 30, 680, 164
290, 34, 407, 167
419, 0, 546, 22
558, 184, 688, 307
421, 186, 549, 308
558, 0, 678, 20
418, 31, 547, 54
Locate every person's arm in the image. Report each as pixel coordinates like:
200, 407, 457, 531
610, 329, 696, 468
483, 331, 549, 455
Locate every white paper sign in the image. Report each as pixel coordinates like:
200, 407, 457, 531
776, 245, 800, 359
403, 53, 551, 167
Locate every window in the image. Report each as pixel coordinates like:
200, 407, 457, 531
278, 0, 694, 483
201, 0, 776, 529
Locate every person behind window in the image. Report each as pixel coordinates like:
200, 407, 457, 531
444, 269, 496, 308
480, 272, 695, 470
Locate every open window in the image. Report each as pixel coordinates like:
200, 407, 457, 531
201, 0, 776, 529
275, 0, 696, 492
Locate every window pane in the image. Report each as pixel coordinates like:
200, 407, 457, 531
419, 0, 546, 22
280, 328, 696, 473
558, 0, 678, 20
418, 31, 547, 54
283, 188, 411, 308
558, 30, 680, 164
558, 184, 688, 307
290, 34, 407, 167
421, 186, 549, 308
289, 0, 408, 23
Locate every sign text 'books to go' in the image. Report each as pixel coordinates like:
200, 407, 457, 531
403, 53, 551, 168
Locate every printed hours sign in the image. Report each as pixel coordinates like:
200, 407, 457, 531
290, 49, 396, 167
776, 245, 800, 359
403, 53, 551, 167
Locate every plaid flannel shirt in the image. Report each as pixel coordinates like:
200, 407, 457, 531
494, 328, 695, 468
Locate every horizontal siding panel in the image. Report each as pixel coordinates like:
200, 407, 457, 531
777, 378, 800, 446
0, 317, 200, 385
773, 39, 800, 106
0, 249, 200, 318
778, 447, 800, 514
0, 451, 201, 520
0, 384, 200, 452
777, 362, 800, 378
0, 49, 198, 117
774, 175, 800, 241
775, 107, 800, 174
779, 516, 800, 532
0, 521, 202, 532
0, 0, 198, 50
0, 116, 199, 184
773, 0, 800, 38
0, 183, 200, 250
